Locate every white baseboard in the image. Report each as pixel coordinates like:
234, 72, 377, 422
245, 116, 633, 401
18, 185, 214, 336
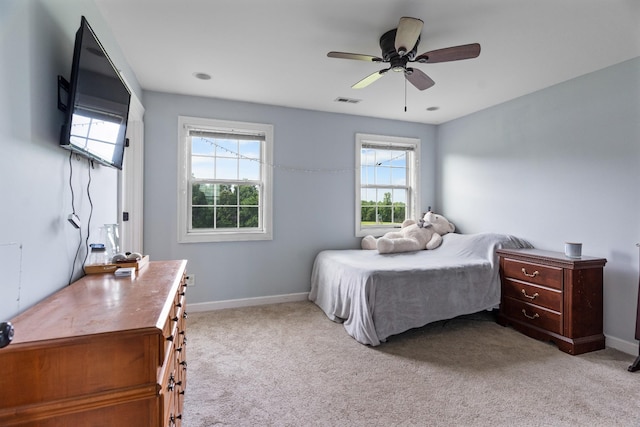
605, 334, 639, 356
188, 292, 309, 312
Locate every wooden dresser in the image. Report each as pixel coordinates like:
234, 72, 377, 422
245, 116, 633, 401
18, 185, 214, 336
496, 248, 606, 355
0, 260, 188, 426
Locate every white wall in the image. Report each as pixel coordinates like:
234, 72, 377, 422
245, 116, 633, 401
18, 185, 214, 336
0, 0, 141, 320
437, 57, 640, 350
142, 91, 437, 305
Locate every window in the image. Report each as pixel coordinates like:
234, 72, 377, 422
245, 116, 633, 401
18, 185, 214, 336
355, 133, 420, 237
178, 116, 273, 243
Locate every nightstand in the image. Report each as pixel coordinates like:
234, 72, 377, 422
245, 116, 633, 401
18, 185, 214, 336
496, 248, 606, 355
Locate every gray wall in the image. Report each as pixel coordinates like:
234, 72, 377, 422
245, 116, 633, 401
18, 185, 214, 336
143, 91, 437, 303
437, 57, 640, 346
0, 0, 140, 320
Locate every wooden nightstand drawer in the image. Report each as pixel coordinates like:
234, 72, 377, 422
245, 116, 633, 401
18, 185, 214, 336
502, 258, 563, 290
502, 297, 562, 335
502, 278, 562, 312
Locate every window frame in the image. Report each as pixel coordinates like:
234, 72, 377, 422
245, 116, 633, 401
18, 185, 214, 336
355, 133, 421, 237
177, 116, 273, 243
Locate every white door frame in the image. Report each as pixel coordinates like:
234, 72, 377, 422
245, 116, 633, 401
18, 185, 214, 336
119, 90, 145, 254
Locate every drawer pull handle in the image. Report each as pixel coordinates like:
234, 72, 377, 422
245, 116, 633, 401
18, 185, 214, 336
521, 289, 539, 300
521, 309, 539, 320
521, 268, 539, 278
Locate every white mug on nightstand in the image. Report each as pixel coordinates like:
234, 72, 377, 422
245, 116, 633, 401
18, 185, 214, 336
565, 242, 582, 258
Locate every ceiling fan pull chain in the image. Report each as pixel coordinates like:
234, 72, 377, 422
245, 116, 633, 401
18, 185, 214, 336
404, 77, 407, 112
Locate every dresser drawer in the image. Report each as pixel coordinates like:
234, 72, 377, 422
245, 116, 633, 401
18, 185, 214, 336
502, 297, 562, 335
502, 278, 562, 312
502, 258, 563, 290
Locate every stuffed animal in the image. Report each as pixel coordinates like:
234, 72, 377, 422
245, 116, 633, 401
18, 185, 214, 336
361, 211, 456, 254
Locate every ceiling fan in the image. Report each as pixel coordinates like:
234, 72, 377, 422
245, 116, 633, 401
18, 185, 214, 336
328, 17, 481, 91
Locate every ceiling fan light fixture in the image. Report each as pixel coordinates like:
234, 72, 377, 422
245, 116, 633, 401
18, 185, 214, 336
395, 17, 424, 57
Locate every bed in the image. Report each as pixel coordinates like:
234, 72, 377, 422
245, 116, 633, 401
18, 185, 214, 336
309, 232, 532, 345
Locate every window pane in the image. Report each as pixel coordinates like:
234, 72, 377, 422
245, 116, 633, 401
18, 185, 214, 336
192, 183, 214, 206
192, 137, 215, 155
191, 156, 215, 179
391, 167, 406, 185
239, 159, 260, 180
216, 207, 237, 228
361, 188, 376, 202
216, 139, 238, 157
192, 206, 214, 229
239, 184, 259, 205
392, 189, 406, 224
375, 149, 394, 165
240, 207, 259, 227
361, 203, 375, 224
392, 188, 407, 205
216, 158, 237, 179
375, 189, 392, 203
361, 148, 377, 166
239, 140, 260, 159
375, 165, 391, 185
361, 165, 375, 186
217, 185, 237, 205
388, 150, 406, 167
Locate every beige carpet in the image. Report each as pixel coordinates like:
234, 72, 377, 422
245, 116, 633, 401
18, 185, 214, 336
182, 301, 640, 427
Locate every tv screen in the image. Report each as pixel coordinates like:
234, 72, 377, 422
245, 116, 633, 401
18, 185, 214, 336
60, 16, 131, 170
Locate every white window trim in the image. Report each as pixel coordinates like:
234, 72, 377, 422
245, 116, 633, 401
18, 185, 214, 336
177, 116, 273, 243
355, 133, 421, 238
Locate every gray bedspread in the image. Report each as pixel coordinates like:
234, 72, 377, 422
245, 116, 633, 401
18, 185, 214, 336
309, 232, 532, 345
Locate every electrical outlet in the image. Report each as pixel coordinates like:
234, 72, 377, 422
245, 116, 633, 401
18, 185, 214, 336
185, 274, 195, 286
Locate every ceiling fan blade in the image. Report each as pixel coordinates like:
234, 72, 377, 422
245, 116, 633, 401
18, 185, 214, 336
404, 68, 435, 91
352, 69, 389, 89
327, 51, 382, 62
414, 43, 481, 63
395, 17, 423, 56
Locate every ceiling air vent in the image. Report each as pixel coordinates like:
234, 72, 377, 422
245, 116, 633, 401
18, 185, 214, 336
334, 97, 361, 104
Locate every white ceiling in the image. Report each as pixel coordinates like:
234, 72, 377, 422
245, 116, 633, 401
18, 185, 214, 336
95, 0, 640, 125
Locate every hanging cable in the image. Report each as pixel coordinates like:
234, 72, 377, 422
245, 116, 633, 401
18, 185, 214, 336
67, 152, 83, 285
81, 159, 94, 273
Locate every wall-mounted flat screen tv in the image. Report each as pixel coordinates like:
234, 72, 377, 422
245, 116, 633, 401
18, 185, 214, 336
60, 16, 131, 170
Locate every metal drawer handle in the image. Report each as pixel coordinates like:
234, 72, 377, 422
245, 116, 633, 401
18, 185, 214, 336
521, 309, 540, 320
521, 268, 539, 278
521, 289, 539, 300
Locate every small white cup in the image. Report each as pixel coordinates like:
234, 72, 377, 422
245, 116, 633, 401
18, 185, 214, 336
564, 242, 582, 258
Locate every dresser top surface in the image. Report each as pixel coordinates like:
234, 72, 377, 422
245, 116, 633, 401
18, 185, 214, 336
9, 260, 187, 345
497, 248, 606, 268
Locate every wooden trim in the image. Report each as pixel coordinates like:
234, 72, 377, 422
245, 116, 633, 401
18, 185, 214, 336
0, 385, 157, 425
